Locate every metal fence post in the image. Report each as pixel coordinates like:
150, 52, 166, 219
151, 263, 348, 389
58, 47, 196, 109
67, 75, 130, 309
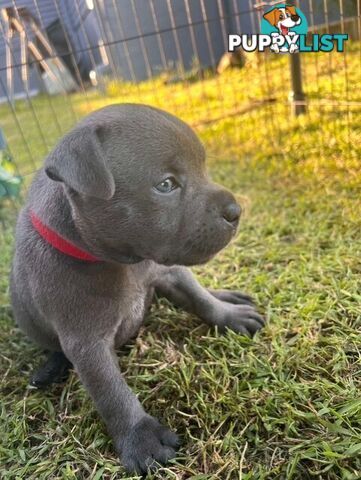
289, 53, 306, 116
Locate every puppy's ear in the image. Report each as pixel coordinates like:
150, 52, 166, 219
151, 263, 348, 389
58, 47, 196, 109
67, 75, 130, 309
286, 5, 297, 16
263, 8, 277, 26
45, 125, 115, 200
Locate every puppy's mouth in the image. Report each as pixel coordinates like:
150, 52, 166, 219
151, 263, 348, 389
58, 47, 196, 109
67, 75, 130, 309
281, 25, 289, 35
163, 226, 236, 267
182, 253, 216, 266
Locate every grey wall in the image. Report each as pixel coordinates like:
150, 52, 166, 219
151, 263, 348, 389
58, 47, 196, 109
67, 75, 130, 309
94, 0, 228, 81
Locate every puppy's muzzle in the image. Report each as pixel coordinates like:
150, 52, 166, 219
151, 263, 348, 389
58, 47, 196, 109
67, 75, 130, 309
291, 14, 300, 22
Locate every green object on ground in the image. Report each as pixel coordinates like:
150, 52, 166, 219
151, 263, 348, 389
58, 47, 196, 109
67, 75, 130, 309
0, 130, 22, 199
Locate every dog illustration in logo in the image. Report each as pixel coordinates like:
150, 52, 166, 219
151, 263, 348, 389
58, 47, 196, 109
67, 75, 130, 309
264, 5, 302, 53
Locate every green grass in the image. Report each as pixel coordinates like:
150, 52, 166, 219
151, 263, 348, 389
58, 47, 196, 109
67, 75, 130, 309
0, 43, 360, 479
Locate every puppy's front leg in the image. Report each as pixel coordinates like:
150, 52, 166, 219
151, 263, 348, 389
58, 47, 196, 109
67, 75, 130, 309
60, 337, 178, 473
155, 266, 265, 336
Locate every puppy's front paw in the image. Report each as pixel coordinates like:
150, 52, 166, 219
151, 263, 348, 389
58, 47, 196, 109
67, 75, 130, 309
216, 304, 265, 337
119, 416, 179, 474
209, 289, 255, 306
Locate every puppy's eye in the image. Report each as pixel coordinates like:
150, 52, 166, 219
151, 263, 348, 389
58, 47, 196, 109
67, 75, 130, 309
279, 14, 284, 19
155, 176, 179, 194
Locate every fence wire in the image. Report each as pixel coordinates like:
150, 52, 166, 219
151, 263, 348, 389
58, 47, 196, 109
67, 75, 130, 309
0, 0, 360, 228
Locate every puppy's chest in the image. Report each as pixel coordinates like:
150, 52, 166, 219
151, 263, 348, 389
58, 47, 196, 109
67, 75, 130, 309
122, 290, 147, 323
114, 279, 152, 346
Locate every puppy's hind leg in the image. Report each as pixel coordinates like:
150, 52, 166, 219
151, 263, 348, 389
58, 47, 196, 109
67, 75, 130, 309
10, 286, 71, 387
30, 351, 72, 388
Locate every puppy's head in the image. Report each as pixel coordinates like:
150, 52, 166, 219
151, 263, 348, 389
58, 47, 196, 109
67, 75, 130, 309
45, 104, 241, 266
263, 5, 301, 34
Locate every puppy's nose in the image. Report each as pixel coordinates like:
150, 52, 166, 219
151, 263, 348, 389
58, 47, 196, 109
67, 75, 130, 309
291, 14, 299, 21
222, 202, 241, 226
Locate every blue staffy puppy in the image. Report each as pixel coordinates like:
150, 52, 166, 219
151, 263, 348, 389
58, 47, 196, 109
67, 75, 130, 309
10, 104, 264, 474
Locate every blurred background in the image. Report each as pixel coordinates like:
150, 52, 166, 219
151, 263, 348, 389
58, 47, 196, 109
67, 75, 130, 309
0, 0, 359, 228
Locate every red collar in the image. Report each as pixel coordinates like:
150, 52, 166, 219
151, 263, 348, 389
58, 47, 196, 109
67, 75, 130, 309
30, 210, 101, 263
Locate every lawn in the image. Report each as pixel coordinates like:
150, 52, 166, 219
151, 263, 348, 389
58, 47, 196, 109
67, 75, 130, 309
0, 42, 360, 479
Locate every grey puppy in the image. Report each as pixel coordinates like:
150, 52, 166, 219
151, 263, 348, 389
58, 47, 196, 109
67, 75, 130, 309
10, 104, 264, 474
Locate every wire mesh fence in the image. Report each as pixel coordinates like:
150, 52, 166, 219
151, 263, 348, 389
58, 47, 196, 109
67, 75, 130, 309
0, 0, 360, 230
